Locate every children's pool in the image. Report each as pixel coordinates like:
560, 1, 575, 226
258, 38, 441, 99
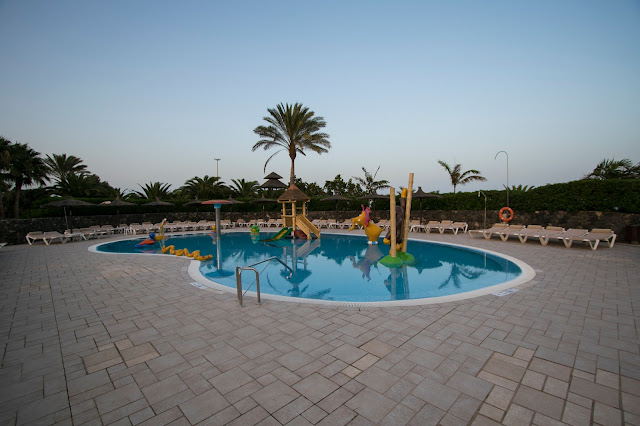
93, 231, 534, 305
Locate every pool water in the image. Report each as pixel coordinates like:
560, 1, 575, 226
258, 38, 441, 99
96, 232, 524, 303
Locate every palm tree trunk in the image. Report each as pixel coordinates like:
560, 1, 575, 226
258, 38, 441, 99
13, 182, 22, 218
0, 192, 5, 219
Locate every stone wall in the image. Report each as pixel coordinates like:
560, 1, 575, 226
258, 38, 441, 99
2, 210, 639, 245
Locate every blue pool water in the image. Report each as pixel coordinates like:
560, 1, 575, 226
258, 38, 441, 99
96, 232, 523, 303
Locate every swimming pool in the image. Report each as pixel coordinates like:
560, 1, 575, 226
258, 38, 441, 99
93, 231, 534, 305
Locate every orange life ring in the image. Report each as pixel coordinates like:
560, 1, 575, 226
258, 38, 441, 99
499, 207, 514, 222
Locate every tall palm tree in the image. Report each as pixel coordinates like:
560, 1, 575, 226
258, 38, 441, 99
584, 158, 639, 180
253, 102, 331, 186
6, 142, 49, 217
0, 137, 11, 219
353, 166, 390, 194
180, 175, 226, 199
44, 153, 88, 183
229, 178, 260, 198
437, 160, 487, 193
132, 182, 173, 200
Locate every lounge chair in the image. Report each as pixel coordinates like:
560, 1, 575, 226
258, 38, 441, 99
437, 221, 469, 235
409, 220, 425, 232
326, 219, 340, 229
532, 226, 565, 245
563, 228, 616, 250
468, 223, 509, 240
100, 225, 115, 235
26, 231, 47, 245
129, 223, 145, 235
434, 220, 456, 234
424, 221, 440, 233
510, 225, 544, 243
554, 228, 589, 247
497, 224, 526, 241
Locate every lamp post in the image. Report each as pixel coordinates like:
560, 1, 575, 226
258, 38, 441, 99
495, 151, 509, 207
478, 191, 487, 230
214, 158, 221, 179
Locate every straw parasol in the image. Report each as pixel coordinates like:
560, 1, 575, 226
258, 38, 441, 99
412, 186, 442, 223
251, 195, 277, 212
100, 196, 134, 216
321, 194, 351, 212
42, 198, 95, 231
144, 198, 174, 206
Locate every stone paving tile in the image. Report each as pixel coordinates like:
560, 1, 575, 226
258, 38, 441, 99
1, 232, 639, 425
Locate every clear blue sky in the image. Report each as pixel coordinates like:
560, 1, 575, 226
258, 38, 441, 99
1, 0, 639, 194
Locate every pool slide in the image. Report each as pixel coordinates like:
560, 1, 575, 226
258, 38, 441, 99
263, 227, 292, 242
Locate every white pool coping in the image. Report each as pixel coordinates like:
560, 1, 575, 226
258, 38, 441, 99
90, 230, 535, 307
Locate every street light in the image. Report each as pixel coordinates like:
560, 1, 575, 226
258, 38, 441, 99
214, 158, 221, 179
495, 151, 509, 207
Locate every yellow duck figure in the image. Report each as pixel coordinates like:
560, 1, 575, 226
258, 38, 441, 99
348, 205, 383, 244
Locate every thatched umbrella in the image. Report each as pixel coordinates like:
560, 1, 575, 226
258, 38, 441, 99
321, 194, 351, 213
42, 198, 95, 231
412, 186, 442, 223
100, 196, 134, 216
144, 198, 174, 206
250, 195, 277, 213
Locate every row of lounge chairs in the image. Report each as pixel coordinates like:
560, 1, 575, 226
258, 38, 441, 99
469, 223, 617, 250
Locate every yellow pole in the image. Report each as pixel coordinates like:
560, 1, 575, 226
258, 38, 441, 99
292, 201, 297, 231
389, 187, 397, 258
402, 173, 414, 253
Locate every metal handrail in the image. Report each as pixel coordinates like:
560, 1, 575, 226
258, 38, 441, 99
235, 257, 293, 306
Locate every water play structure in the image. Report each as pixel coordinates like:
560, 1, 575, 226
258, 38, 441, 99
348, 205, 383, 244
277, 185, 320, 240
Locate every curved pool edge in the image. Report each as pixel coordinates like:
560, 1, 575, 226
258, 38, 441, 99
186, 234, 537, 307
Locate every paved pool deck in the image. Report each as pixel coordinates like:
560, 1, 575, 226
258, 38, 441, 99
0, 229, 638, 425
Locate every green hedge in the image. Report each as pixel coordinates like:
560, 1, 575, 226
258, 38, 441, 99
18, 179, 640, 218
420, 179, 640, 213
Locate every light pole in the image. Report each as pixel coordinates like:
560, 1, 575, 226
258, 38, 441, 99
478, 191, 487, 230
214, 158, 221, 179
495, 151, 509, 207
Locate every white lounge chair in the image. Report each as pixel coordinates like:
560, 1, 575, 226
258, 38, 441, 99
437, 221, 469, 235
497, 224, 526, 241
533, 226, 565, 245
409, 220, 425, 232
468, 223, 509, 240
424, 221, 440, 233
563, 228, 616, 250
511, 225, 544, 243
26, 232, 46, 245
555, 228, 589, 247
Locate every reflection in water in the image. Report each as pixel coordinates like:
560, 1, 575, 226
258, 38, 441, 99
349, 245, 384, 281
98, 232, 522, 302
438, 264, 486, 289
384, 266, 411, 300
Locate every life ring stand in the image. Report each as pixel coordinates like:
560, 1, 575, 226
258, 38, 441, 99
499, 207, 514, 222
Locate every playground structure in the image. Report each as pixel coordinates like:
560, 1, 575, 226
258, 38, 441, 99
381, 173, 415, 268
348, 205, 383, 244
277, 185, 320, 240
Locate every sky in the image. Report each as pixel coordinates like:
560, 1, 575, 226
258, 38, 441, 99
1, 0, 639, 195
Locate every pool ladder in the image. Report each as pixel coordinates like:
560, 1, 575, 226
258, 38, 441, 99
235, 257, 293, 307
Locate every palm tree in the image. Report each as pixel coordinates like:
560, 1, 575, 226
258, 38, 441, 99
0, 137, 11, 219
132, 182, 173, 200
44, 153, 88, 183
229, 178, 260, 198
584, 158, 639, 180
353, 166, 390, 194
6, 142, 49, 217
437, 160, 487, 193
253, 103, 331, 186
53, 173, 108, 198
180, 175, 226, 199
